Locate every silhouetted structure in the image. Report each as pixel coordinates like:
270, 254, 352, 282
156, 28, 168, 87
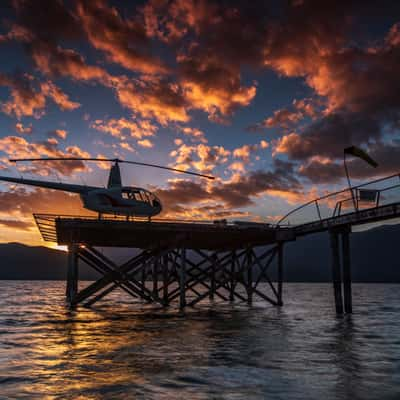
33, 173, 400, 314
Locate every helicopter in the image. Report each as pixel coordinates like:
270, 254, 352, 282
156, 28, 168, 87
0, 158, 214, 219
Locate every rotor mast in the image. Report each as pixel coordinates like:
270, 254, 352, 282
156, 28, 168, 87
107, 160, 122, 188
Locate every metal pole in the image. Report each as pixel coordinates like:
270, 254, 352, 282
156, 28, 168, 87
344, 152, 358, 212
277, 242, 283, 306
179, 248, 186, 309
341, 230, 352, 313
330, 231, 344, 314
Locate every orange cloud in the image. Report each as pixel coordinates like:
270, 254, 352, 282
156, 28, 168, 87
0, 136, 89, 176
31, 42, 112, 82
120, 142, 135, 152
170, 143, 230, 174
112, 76, 189, 124
15, 122, 33, 135
274, 132, 303, 156
228, 161, 246, 173
263, 108, 303, 128
77, 0, 168, 75
233, 141, 269, 163
48, 129, 68, 140
177, 126, 207, 143
137, 139, 153, 148
91, 117, 157, 139
0, 188, 87, 238
40, 81, 80, 111
181, 78, 256, 123
0, 73, 80, 119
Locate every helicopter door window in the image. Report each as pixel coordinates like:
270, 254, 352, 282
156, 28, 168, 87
141, 191, 150, 203
133, 192, 142, 201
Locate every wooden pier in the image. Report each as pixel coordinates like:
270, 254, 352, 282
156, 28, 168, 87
34, 215, 294, 310
33, 174, 400, 314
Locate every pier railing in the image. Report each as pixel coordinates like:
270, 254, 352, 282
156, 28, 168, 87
276, 173, 400, 227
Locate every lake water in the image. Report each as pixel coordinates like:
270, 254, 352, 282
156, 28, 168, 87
0, 281, 399, 399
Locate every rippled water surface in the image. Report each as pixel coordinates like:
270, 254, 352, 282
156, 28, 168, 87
0, 282, 400, 399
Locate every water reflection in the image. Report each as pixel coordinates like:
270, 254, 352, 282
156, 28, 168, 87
0, 282, 400, 399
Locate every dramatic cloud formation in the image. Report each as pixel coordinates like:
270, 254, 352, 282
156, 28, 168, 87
91, 117, 157, 140
170, 143, 230, 174
0, 73, 80, 118
156, 159, 302, 219
76, 0, 168, 75
0, 0, 399, 244
0, 136, 89, 176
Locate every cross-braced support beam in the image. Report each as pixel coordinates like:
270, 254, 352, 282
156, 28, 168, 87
65, 242, 285, 309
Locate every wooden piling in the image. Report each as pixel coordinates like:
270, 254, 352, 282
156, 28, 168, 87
247, 249, 253, 304
162, 254, 169, 306
152, 257, 159, 300
230, 251, 236, 301
56, 223, 285, 309
179, 248, 186, 309
141, 261, 146, 292
277, 242, 283, 306
330, 231, 344, 314
341, 230, 352, 314
210, 255, 216, 301
66, 244, 78, 305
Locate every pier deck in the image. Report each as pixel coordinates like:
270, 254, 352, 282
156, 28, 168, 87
51, 217, 287, 249
31, 172, 400, 314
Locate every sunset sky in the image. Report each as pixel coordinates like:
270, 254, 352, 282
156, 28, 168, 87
0, 0, 399, 245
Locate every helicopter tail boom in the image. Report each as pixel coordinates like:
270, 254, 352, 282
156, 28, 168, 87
0, 176, 97, 193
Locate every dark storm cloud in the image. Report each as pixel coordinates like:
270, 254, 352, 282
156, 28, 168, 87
212, 159, 301, 207
156, 159, 301, 212
155, 179, 210, 206
0, 0, 399, 195
76, 0, 168, 75
10, 0, 82, 42
299, 141, 400, 184
143, 0, 268, 120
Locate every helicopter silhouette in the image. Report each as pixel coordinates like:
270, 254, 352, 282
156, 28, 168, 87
0, 158, 214, 219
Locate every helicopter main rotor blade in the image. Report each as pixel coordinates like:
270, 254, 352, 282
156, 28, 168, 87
120, 160, 215, 180
9, 157, 215, 180
9, 157, 116, 162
